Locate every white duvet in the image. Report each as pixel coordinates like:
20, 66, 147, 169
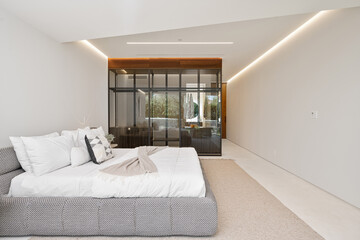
8, 147, 206, 198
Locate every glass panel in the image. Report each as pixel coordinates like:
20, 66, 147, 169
136, 74, 149, 88
116, 92, 134, 127
151, 92, 166, 146
180, 91, 221, 153
168, 141, 180, 147
167, 92, 180, 147
168, 73, 179, 88
109, 89, 115, 128
116, 73, 133, 88
151, 92, 179, 146
109, 71, 116, 128
182, 92, 199, 127
109, 71, 116, 88
200, 69, 218, 89
181, 70, 198, 89
152, 74, 166, 88
135, 90, 150, 146
135, 90, 148, 127
109, 92, 134, 148
109, 91, 150, 148
200, 92, 219, 126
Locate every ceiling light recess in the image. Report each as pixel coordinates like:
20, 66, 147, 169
227, 11, 327, 83
81, 40, 108, 59
127, 42, 233, 45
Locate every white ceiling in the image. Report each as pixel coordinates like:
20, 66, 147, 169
1, 0, 359, 81
0, 0, 360, 42
90, 13, 314, 81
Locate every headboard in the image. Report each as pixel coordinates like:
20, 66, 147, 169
0, 147, 24, 195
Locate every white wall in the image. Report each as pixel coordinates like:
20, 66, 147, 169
0, 7, 108, 148
227, 7, 360, 208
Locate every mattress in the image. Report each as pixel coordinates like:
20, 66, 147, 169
8, 147, 206, 198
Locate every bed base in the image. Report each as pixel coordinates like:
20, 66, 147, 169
0, 147, 217, 237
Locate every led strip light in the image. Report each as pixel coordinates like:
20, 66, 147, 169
81, 40, 108, 59
127, 42, 233, 45
227, 11, 327, 83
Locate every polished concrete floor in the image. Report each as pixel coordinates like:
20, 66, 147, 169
2, 140, 360, 240
200, 139, 360, 240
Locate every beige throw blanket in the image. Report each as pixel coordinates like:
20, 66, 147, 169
100, 146, 165, 177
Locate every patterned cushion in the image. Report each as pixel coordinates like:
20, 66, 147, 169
85, 135, 113, 164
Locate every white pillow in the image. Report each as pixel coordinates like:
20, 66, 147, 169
77, 126, 106, 149
21, 135, 74, 176
76, 126, 106, 162
9, 132, 59, 173
61, 126, 90, 147
70, 147, 90, 167
91, 126, 105, 137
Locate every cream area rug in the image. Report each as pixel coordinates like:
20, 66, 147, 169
31, 159, 323, 240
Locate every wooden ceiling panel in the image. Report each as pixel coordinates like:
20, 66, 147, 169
108, 58, 222, 69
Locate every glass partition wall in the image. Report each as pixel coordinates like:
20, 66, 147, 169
108, 69, 222, 155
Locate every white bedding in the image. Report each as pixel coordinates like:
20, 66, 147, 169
8, 147, 206, 198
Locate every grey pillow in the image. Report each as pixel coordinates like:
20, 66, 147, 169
85, 135, 113, 164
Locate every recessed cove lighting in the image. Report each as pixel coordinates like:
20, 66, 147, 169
127, 42, 234, 45
81, 40, 108, 59
227, 11, 327, 83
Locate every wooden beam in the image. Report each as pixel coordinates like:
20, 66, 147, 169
221, 83, 227, 139
108, 58, 222, 69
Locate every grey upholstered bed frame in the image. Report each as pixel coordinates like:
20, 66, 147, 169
0, 147, 217, 237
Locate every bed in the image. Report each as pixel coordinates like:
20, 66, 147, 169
8, 147, 206, 198
0, 147, 217, 236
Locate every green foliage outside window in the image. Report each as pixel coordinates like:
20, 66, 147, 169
146, 94, 217, 120
146, 94, 180, 118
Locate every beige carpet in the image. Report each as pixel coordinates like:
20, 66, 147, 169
31, 159, 323, 240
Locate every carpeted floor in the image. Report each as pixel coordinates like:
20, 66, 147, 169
31, 159, 323, 240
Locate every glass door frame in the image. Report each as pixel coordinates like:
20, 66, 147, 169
108, 68, 222, 156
